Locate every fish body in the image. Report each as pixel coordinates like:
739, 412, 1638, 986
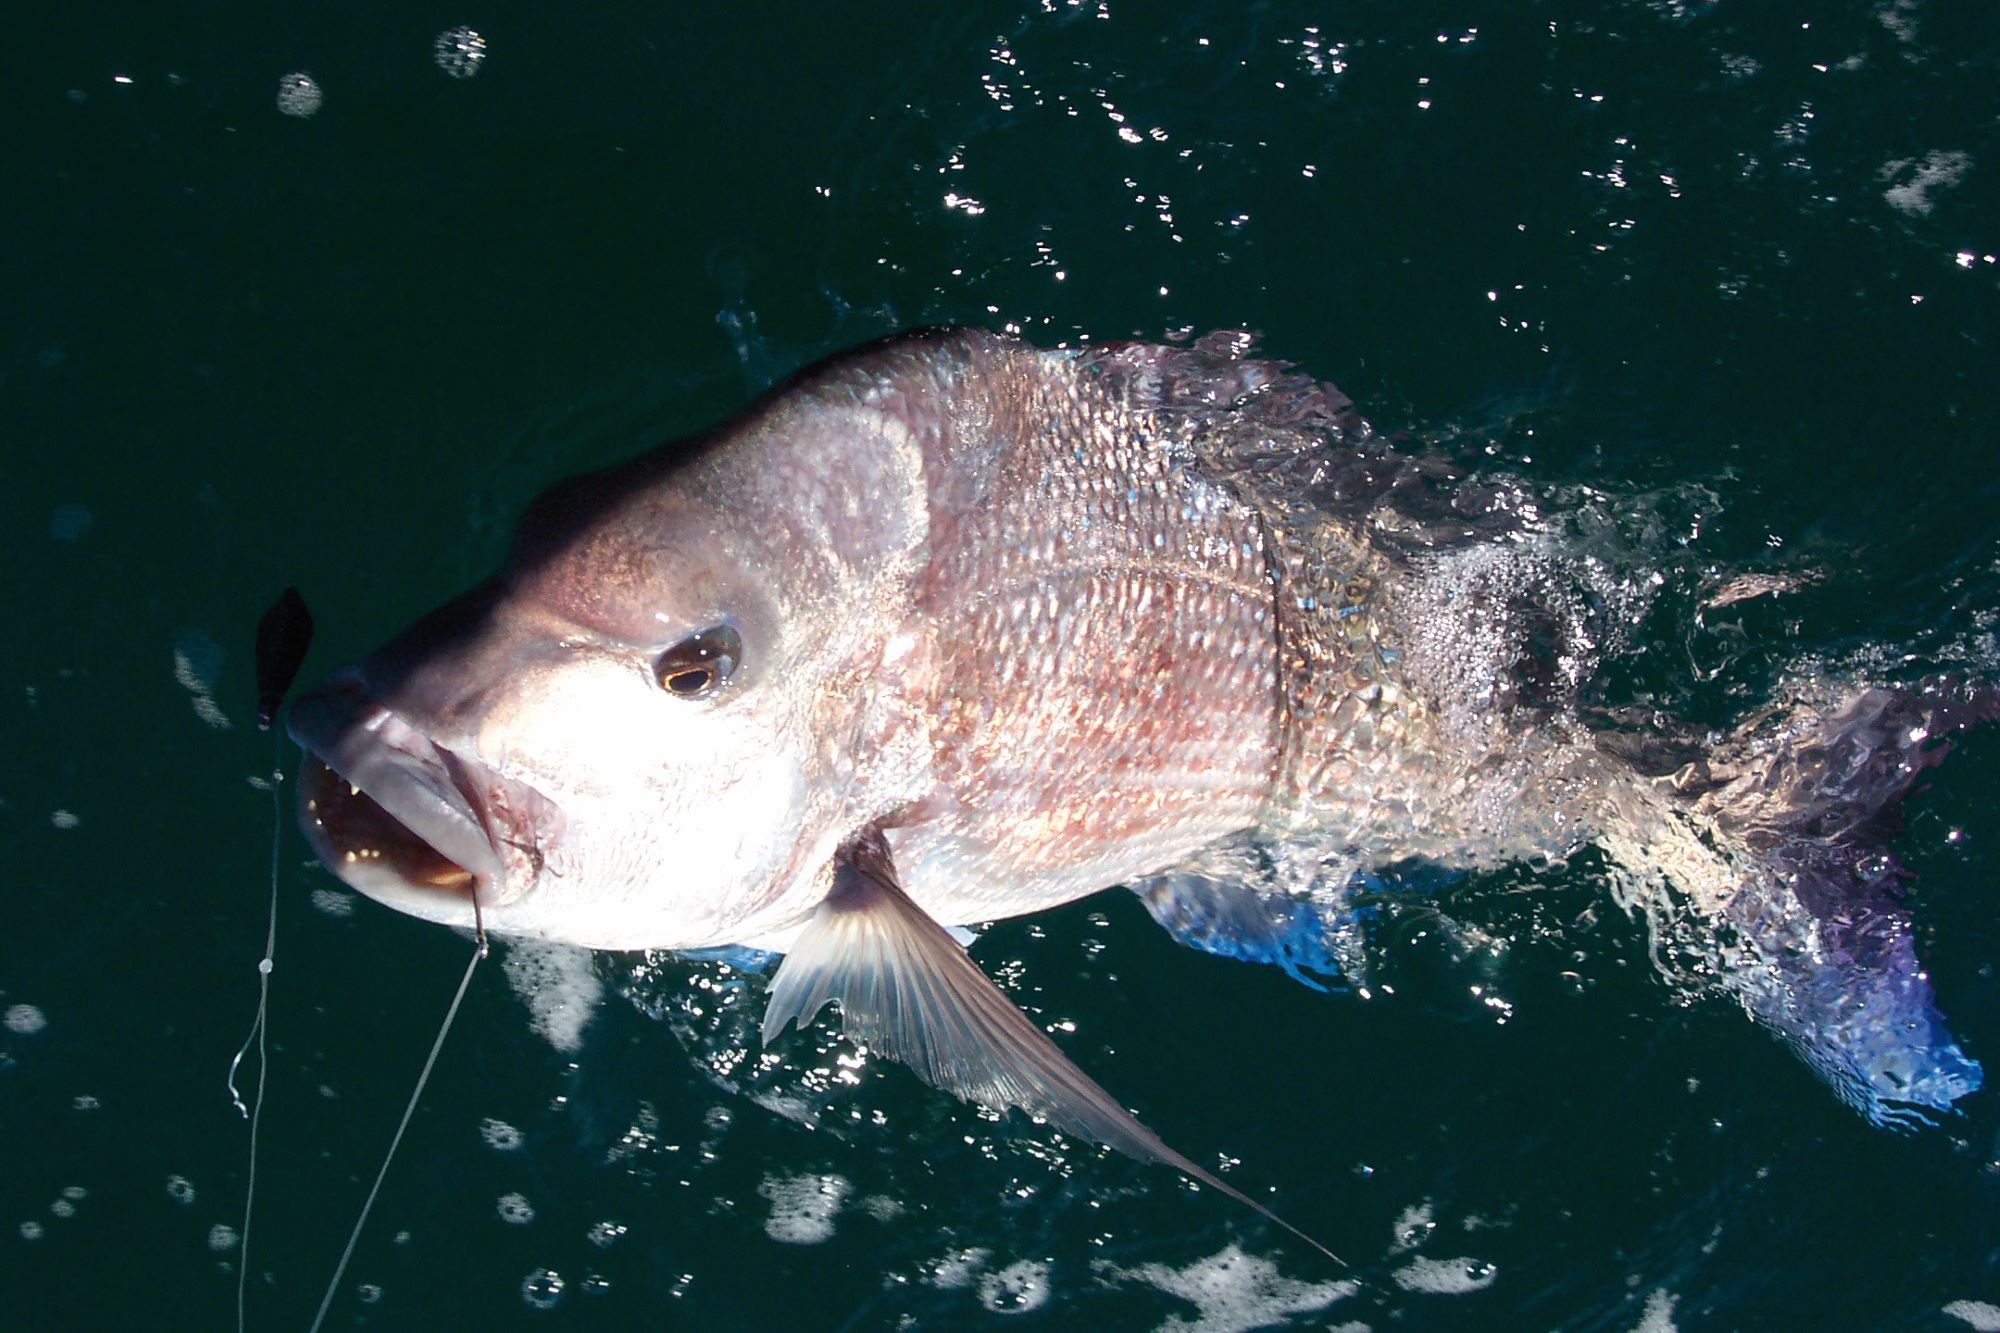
291, 328, 1985, 1164
296, 330, 1298, 948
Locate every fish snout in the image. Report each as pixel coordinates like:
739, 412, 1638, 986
288, 670, 561, 923
348, 584, 514, 737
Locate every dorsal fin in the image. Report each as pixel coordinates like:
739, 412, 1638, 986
763, 826, 1342, 1265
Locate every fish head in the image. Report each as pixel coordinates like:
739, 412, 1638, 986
289, 368, 945, 950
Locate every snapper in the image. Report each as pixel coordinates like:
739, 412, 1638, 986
289, 329, 1987, 1231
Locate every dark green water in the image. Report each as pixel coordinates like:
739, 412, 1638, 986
6, 3, 2000, 1329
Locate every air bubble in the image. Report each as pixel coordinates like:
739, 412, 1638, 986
758, 1172, 851, 1244
434, 26, 488, 79
927, 1247, 991, 1290
521, 1268, 565, 1310
1390, 1255, 1499, 1294
167, 1176, 196, 1205
3, 1005, 46, 1035
276, 72, 323, 118
480, 1117, 524, 1151
978, 1259, 1053, 1313
497, 1192, 535, 1225
309, 888, 355, 918
859, 1195, 905, 1222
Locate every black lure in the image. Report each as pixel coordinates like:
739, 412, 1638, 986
254, 587, 314, 729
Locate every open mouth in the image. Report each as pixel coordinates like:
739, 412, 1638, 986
288, 673, 561, 916
299, 753, 481, 894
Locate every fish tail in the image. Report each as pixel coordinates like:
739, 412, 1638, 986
1603, 679, 1996, 1125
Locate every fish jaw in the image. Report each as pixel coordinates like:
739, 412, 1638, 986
288, 669, 564, 924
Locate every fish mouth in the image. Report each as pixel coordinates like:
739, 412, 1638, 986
288, 671, 562, 921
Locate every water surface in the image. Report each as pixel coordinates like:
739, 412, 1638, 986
4, 3, 1999, 1329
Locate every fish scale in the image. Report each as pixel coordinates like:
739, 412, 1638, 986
906, 338, 1282, 925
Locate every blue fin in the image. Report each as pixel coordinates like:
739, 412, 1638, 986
1649, 680, 1996, 1126
674, 943, 780, 974
1722, 874, 1982, 1126
1130, 843, 1371, 992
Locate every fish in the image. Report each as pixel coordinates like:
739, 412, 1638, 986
288, 327, 1989, 1227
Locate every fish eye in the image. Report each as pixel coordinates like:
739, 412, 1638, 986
654, 624, 743, 698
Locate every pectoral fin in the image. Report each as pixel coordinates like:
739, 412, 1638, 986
763, 825, 1340, 1264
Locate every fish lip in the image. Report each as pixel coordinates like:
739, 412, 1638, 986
287, 670, 559, 915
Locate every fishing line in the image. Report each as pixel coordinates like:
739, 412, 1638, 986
225, 724, 286, 1333
307, 900, 488, 1333
224, 725, 283, 1120
229, 587, 313, 1332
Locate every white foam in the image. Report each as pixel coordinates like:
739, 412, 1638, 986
276, 72, 322, 118
978, 1259, 1052, 1314
859, 1194, 905, 1222
926, 1247, 992, 1290
1882, 149, 1972, 218
172, 631, 232, 730
433, 26, 488, 79
1877, 0, 1920, 43
499, 940, 603, 1054
207, 1222, 239, 1253
50, 810, 78, 830
1389, 1255, 1498, 1295
1389, 1199, 1436, 1254
309, 888, 355, 918
479, 1117, 524, 1151
757, 1172, 850, 1245
1099, 1244, 1356, 1333
749, 1089, 816, 1126
521, 1268, 564, 1310
1946, 1300, 2000, 1331
4, 1004, 46, 1034
1632, 1288, 1678, 1332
